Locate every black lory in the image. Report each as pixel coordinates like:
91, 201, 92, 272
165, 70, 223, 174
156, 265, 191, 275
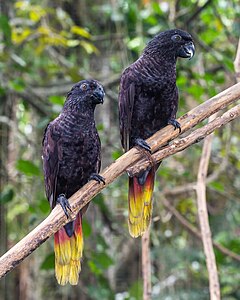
42, 79, 105, 285
119, 29, 195, 237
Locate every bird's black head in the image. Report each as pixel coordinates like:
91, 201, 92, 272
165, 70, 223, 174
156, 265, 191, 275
144, 29, 195, 61
64, 79, 105, 111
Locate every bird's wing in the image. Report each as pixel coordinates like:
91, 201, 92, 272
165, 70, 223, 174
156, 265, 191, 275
96, 132, 102, 173
42, 122, 61, 209
119, 68, 136, 151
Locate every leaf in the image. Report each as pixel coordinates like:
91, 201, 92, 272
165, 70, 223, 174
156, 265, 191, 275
40, 253, 55, 270
129, 280, 143, 299
0, 187, 15, 204
92, 252, 114, 269
9, 78, 26, 92
71, 26, 91, 38
48, 95, 65, 105
88, 260, 101, 275
209, 181, 224, 192
38, 198, 50, 214
16, 159, 40, 176
112, 150, 122, 160
82, 219, 92, 238
79, 40, 99, 54
66, 39, 80, 47
11, 53, 27, 67
12, 28, 32, 44
0, 15, 12, 46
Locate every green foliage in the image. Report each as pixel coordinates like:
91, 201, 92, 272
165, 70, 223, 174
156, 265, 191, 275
0, 186, 15, 204
0, 15, 12, 46
16, 159, 40, 176
40, 253, 55, 270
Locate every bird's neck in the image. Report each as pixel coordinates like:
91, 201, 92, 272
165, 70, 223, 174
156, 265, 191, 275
61, 108, 95, 127
136, 52, 177, 79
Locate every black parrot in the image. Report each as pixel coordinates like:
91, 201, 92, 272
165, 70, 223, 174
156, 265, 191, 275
118, 29, 195, 237
42, 79, 105, 285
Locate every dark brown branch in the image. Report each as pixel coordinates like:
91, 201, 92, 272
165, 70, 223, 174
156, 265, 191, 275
0, 83, 240, 279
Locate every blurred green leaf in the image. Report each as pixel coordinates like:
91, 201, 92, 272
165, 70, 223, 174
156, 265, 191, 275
48, 95, 65, 105
71, 25, 91, 38
16, 159, 40, 176
0, 15, 12, 46
129, 280, 143, 300
82, 219, 92, 238
0, 187, 14, 204
89, 251, 114, 274
9, 78, 26, 92
38, 198, 50, 214
40, 252, 55, 270
209, 181, 224, 192
94, 252, 114, 269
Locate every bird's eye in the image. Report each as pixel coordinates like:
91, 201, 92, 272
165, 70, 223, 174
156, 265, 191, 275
171, 34, 182, 42
80, 83, 87, 90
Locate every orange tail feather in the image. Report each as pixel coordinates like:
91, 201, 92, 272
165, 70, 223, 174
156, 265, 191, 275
128, 168, 155, 238
54, 212, 83, 285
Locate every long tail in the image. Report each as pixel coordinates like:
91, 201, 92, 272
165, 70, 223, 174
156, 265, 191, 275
54, 212, 83, 285
128, 167, 155, 238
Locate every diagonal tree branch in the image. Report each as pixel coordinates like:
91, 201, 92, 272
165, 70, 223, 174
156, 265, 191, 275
128, 104, 240, 175
0, 83, 240, 279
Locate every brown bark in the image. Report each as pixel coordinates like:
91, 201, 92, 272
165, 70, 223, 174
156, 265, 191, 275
234, 38, 240, 83
0, 83, 240, 279
142, 229, 151, 300
196, 118, 220, 300
129, 104, 240, 176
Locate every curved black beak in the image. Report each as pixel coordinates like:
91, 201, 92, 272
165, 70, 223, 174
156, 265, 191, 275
92, 88, 105, 104
178, 41, 195, 60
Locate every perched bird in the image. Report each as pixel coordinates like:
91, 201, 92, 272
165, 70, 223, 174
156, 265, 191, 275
119, 29, 195, 238
42, 79, 105, 285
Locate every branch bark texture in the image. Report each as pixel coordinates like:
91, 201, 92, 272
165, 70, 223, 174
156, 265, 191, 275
0, 83, 240, 279
196, 115, 220, 300
129, 104, 240, 175
142, 229, 151, 300
234, 38, 240, 83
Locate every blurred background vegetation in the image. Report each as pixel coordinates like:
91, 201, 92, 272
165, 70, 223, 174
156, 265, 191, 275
0, 0, 240, 299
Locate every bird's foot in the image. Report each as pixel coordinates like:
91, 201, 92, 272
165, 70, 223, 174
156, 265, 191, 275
135, 138, 151, 153
89, 173, 105, 184
168, 119, 181, 133
56, 194, 72, 218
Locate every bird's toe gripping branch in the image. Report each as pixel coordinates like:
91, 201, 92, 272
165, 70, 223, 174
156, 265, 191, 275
135, 138, 152, 153
89, 173, 106, 184
57, 194, 72, 219
168, 118, 181, 133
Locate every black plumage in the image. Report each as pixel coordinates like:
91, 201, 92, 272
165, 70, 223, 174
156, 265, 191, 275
42, 79, 105, 285
118, 29, 195, 237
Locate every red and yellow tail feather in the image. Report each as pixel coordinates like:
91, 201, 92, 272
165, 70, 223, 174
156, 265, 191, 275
128, 168, 155, 238
54, 213, 83, 285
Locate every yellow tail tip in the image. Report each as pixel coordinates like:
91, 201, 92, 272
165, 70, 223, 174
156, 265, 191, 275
128, 169, 154, 238
128, 217, 151, 238
54, 213, 83, 285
